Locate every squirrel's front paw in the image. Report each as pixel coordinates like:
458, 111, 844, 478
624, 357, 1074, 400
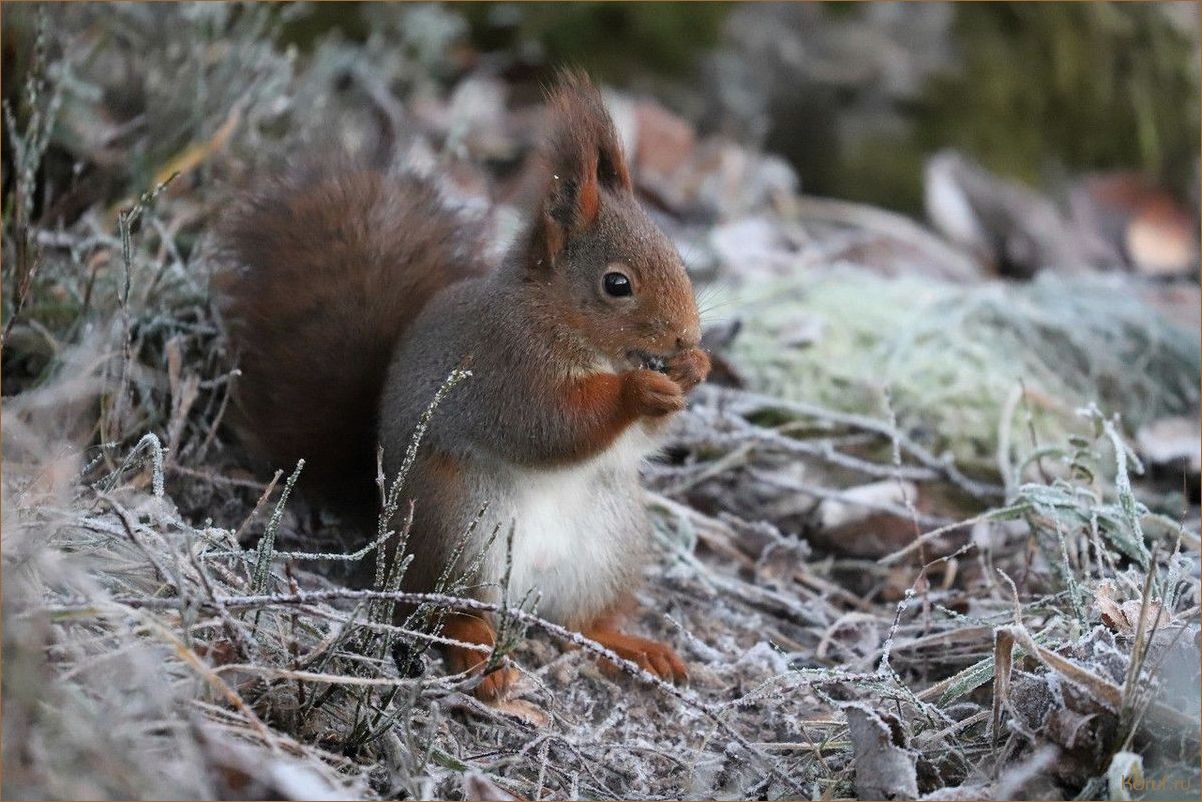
667, 347, 711, 393
624, 370, 686, 417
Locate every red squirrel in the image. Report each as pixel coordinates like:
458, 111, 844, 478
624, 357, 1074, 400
218, 72, 710, 700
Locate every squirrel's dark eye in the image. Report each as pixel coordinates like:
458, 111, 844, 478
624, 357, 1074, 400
603, 272, 632, 297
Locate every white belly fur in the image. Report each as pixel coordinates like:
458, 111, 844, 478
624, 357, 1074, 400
483, 423, 660, 624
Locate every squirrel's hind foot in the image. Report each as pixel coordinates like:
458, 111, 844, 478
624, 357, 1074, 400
473, 664, 521, 701
442, 612, 521, 701
581, 623, 688, 684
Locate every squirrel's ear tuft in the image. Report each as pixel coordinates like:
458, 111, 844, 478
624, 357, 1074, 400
529, 70, 632, 268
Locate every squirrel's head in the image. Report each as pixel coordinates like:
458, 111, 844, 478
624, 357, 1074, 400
521, 71, 701, 372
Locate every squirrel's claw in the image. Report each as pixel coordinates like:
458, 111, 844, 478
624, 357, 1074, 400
643, 644, 688, 684
666, 347, 711, 393
624, 370, 686, 417
583, 627, 689, 684
474, 665, 522, 701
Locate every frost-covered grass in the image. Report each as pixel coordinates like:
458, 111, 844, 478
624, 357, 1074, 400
722, 269, 1200, 476
3, 5, 1199, 800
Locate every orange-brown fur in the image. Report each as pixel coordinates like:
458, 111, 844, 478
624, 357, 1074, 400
442, 613, 520, 701
218, 71, 710, 699
217, 167, 487, 504
583, 615, 688, 683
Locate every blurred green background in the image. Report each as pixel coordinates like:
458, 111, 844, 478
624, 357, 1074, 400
277, 2, 1200, 213
5, 1, 1198, 215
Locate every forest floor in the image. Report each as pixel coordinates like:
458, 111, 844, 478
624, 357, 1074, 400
3, 6, 1200, 800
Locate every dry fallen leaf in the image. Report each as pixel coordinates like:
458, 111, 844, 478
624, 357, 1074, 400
1096, 581, 1175, 636
1136, 416, 1201, 474
462, 771, 518, 801
1095, 581, 1130, 634
845, 703, 919, 800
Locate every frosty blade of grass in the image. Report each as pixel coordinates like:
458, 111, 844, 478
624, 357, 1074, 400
253, 459, 304, 597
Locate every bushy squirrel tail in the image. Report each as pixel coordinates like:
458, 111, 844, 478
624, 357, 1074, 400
216, 164, 488, 504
